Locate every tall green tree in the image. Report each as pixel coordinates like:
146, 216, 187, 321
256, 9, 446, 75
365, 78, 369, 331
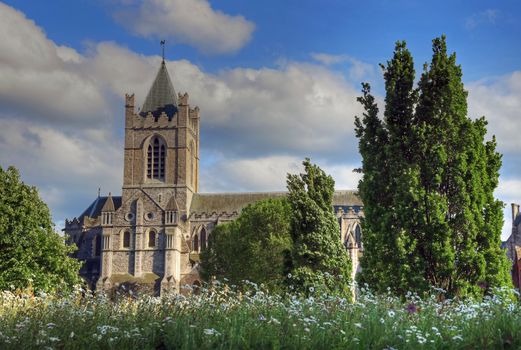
286, 158, 352, 295
200, 198, 292, 292
0, 166, 81, 293
356, 36, 511, 297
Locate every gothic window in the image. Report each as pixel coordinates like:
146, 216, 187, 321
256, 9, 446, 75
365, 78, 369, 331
147, 136, 166, 181
200, 228, 207, 251
189, 141, 194, 186
94, 234, 101, 257
148, 230, 156, 248
355, 225, 362, 247
193, 234, 199, 252
123, 230, 131, 248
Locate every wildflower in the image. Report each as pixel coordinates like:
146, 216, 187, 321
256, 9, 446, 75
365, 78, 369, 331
304, 327, 310, 332
259, 314, 266, 321
309, 286, 315, 293
380, 318, 385, 324
477, 281, 488, 290
69, 332, 75, 339
203, 328, 221, 336
47, 323, 56, 329
49, 337, 60, 342
406, 303, 417, 314
354, 323, 363, 329
340, 330, 346, 335
452, 335, 463, 341
388, 310, 395, 318
287, 273, 292, 279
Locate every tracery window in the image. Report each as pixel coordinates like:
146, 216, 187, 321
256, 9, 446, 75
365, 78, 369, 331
94, 234, 102, 256
193, 234, 199, 252
189, 141, 194, 186
148, 230, 156, 248
355, 225, 362, 247
147, 136, 166, 180
200, 228, 207, 251
123, 230, 131, 248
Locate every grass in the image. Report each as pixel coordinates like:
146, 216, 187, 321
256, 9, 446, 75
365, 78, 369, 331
0, 282, 520, 349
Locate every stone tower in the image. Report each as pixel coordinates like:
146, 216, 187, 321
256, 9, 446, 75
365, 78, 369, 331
95, 59, 200, 294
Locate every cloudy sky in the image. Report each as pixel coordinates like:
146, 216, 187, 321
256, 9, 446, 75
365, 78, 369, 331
0, 0, 520, 239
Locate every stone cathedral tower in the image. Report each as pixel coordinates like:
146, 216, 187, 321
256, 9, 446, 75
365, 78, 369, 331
66, 59, 202, 295
65, 59, 364, 296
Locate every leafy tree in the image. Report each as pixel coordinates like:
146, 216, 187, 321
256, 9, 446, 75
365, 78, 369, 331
200, 198, 292, 292
0, 166, 82, 293
355, 37, 511, 297
286, 158, 352, 295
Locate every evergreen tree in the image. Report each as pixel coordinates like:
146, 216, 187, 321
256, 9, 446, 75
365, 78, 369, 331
356, 37, 511, 297
286, 158, 352, 295
0, 166, 82, 293
200, 198, 292, 292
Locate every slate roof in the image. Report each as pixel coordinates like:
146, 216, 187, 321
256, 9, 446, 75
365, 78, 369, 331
140, 61, 177, 117
78, 196, 122, 222
189, 190, 362, 215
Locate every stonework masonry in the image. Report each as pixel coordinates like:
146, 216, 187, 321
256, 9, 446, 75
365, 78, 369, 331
64, 60, 363, 295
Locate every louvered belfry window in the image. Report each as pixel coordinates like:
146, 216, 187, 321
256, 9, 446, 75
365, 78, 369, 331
147, 137, 165, 180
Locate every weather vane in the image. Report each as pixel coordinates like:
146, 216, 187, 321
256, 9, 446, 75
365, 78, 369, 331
160, 40, 166, 61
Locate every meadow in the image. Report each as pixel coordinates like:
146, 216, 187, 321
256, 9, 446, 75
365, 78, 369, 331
0, 282, 520, 349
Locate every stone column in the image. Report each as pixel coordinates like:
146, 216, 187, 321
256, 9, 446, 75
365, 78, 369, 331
161, 226, 182, 294
134, 198, 144, 277
96, 228, 113, 291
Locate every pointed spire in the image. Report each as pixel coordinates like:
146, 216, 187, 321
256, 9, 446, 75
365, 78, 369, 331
101, 193, 115, 212
141, 60, 178, 118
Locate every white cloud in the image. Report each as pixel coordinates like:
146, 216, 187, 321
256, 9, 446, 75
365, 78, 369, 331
114, 0, 255, 54
0, 3, 111, 124
465, 9, 499, 30
311, 53, 376, 82
201, 155, 361, 194
467, 71, 521, 153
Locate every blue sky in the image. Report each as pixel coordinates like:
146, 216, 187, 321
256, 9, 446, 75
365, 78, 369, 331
0, 0, 520, 239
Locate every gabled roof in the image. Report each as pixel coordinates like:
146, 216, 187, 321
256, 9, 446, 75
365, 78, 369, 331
189, 190, 362, 216
101, 194, 115, 212
78, 196, 122, 222
140, 61, 177, 117
165, 195, 179, 211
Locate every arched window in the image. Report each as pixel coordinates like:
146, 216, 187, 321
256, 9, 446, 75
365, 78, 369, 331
147, 136, 165, 180
189, 141, 194, 186
200, 228, 207, 251
148, 230, 156, 248
355, 225, 362, 247
94, 234, 102, 256
193, 234, 199, 252
123, 231, 131, 248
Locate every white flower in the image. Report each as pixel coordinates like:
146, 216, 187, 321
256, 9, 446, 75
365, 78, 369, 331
69, 332, 75, 339
49, 337, 60, 342
452, 335, 463, 341
380, 318, 385, 324
203, 328, 221, 336
354, 323, 363, 329
388, 310, 395, 318
309, 286, 315, 293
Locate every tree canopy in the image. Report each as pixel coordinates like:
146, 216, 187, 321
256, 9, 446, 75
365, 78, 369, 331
0, 166, 81, 292
355, 36, 511, 297
286, 158, 352, 296
200, 197, 292, 292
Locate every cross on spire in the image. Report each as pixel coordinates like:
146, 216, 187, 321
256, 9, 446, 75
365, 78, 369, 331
160, 40, 166, 62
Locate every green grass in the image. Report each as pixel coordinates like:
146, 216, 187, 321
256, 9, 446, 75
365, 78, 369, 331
0, 283, 520, 349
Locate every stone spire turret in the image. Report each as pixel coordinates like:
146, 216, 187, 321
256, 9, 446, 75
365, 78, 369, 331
140, 61, 177, 117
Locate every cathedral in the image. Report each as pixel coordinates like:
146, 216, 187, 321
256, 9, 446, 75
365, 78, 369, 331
64, 59, 363, 295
